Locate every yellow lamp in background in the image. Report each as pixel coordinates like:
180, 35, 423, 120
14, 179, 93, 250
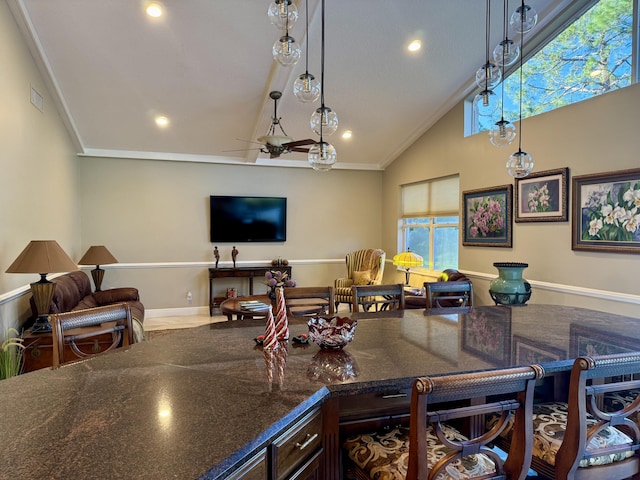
392, 249, 424, 285
78, 246, 118, 292
5, 240, 78, 333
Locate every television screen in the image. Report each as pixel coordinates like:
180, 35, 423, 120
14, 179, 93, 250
210, 196, 287, 243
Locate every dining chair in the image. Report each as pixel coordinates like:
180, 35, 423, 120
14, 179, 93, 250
50, 303, 134, 367
528, 353, 640, 479
424, 280, 473, 314
277, 286, 335, 317
343, 365, 544, 480
351, 283, 405, 312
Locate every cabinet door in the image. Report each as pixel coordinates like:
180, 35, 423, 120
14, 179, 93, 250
286, 448, 322, 480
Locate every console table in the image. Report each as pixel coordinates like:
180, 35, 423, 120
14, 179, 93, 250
209, 265, 292, 315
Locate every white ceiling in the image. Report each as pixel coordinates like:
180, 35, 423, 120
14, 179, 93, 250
9, 0, 571, 170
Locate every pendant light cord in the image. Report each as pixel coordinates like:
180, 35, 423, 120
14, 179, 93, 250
517, 0, 525, 151
319, 0, 325, 142
304, 0, 309, 75
500, 0, 508, 122
485, 0, 491, 65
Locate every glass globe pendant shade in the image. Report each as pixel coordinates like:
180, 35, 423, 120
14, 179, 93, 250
308, 141, 336, 171
492, 39, 520, 67
473, 90, 499, 118
510, 4, 538, 34
273, 35, 301, 66
489, 119, 517, 147
267, 0, 298, 30
293, 73, 320, 103
475, 62, 502, 90
506, 149, 534, 178
310, 106, 338, 136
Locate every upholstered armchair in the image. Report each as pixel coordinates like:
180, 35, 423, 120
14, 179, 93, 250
334, 248, 385, 311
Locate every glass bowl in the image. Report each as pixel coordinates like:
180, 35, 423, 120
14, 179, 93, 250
307, 315, 357, 349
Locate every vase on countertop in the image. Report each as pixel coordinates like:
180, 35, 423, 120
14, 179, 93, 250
489, 262, 532, 306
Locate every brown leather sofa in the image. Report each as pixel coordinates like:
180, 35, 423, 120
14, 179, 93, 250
30, 270, 145, 323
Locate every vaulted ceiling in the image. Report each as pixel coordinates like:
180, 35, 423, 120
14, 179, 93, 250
9, 0, 572, 170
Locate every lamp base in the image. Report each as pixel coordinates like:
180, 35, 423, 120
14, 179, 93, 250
30, 316, 53, 333
91, 267, 105, 292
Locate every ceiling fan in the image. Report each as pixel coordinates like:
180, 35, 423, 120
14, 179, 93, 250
234, 91, 315, 159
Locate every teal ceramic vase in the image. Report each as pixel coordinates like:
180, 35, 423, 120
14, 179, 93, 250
489, 262, 532, 305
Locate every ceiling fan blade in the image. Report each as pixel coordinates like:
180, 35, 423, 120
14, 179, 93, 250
284, 138, 316, 148
222, 147, 261, 153
235, 138, 264, 146
289, 147, 310, 153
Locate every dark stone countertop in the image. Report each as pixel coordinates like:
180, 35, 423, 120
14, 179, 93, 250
1, 305, 639, 479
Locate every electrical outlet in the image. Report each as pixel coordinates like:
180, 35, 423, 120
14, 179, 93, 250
187, 291, 193, 303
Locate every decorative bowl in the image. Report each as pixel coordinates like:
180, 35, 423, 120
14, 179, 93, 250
307, 315, 357, 349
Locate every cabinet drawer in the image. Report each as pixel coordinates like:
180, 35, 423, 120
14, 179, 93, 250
339, 388, 411, 420
272, 408, 323, 480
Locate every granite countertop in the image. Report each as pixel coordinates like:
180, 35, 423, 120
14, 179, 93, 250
1, 305, 639, 479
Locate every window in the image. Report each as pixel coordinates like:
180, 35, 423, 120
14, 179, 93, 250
399, 176, 459, 274
470, 0, 635, 134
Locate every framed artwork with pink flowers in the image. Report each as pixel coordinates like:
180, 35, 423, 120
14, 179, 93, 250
572, 168, 640, 254
462, 184, 513, 247
515, 167, 569, 223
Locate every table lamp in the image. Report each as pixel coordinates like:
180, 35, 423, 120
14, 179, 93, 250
78, 245, 118, 292
392, 249, 424, 285
5, 240, 78, 333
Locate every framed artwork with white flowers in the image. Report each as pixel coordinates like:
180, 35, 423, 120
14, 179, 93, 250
572, 168, 640, 254
515, 168, 569, 223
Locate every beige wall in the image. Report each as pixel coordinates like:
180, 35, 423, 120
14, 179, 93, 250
0, 2, 80, 331
382, 83, 640, 317
78, 157, 382, 310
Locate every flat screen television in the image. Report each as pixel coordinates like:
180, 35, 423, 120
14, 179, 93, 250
210, 195, 287, 243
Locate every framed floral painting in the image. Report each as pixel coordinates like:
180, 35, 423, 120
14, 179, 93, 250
461, 308, 511, 365
572, 168, 640, 254
515, 168, 569, 223
462, 184, 512, 247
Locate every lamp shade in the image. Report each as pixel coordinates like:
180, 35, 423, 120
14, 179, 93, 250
392, 250, 424, 268
78, 246, 118, 266
5, 240, 77, 274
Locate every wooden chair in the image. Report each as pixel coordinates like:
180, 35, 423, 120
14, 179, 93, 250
277, 286, 335, 317
425, 280, 473, 314
528, 353, 640, 479
50, 303, 134, 367
351, 283, 405, 312
343, 365, 544, 480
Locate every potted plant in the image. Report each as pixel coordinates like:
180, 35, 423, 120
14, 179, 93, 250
1, 328, 25, 379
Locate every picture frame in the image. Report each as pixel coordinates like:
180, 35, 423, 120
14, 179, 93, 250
512, 335, 566, 364
572, 168, 640, 254
461, 308, 511, 365
515, 167, 569, 223
462, 184, 513, 247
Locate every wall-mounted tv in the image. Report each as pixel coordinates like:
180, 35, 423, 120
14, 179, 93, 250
210, 196, 287, 243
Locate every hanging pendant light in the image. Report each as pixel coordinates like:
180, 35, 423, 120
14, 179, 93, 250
268, 0, 298, 30
272, 1, 301, 67
308, 0, 336, 171
509, 2, 537, 34
490, 0, 516, 147
474, 0, 501, 121
293, 0, 320, 103
493, 0, 520, 66
310, 106, 338, 136
507, 0, 534, 178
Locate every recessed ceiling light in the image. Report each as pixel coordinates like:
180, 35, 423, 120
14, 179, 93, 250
408, 40, 422, 52
155, 116, 169, 127
146, 3, 163, 18
342, 130, 352, 140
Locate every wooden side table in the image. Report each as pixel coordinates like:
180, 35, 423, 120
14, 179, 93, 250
22, 328, 117, 372
219, 295, 272, 321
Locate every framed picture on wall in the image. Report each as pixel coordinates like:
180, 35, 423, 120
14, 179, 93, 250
515, 168, 569, 223
462, 184, 513, 247
572, 168, 640, 254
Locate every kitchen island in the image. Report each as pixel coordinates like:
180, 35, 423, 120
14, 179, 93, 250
1, 305, 639, 479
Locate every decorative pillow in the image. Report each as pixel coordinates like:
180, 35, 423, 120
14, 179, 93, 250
343, 425, 496, 480
353, 270, 372, 285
